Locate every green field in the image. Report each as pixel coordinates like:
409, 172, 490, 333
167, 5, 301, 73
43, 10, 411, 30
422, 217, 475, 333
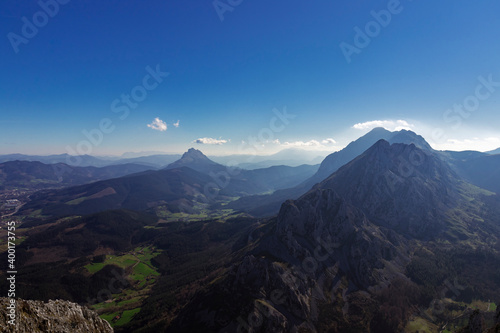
100, 311, 120, 323
131, 262, 159, 281
88, 246, 162, 327
405, 317, 437, 333
66, 196, 87, 205
153, 199, 244, 222
100, 308, 142, 327
489, 302, 497, 312
85, 262, 105, 274
85, 246, 161, 274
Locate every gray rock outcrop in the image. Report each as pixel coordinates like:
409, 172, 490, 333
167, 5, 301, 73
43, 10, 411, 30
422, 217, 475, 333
0, 297, 113, 333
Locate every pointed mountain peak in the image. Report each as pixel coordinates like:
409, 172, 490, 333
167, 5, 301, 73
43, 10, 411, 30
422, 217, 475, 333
359, 127, 393, 143
182, 148, 210, 161
373, 138, 391, 148
165, 148, 221, 173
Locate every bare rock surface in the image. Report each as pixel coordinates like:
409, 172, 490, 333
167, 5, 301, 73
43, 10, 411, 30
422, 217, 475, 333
0, 297, 113, 333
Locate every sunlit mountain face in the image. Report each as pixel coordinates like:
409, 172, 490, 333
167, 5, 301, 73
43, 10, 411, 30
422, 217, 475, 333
2, 1, 500, 332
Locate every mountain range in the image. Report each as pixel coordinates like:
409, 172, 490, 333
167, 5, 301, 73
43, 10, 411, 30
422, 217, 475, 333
162, 139, 500, 333
2, 128, 500, 332
210, 148, 326, 169
227, 128, 500, 217
487, 147, 500, 155
0, 160, 154, 191
0, 148, 325, 170
16, 148, 318, 220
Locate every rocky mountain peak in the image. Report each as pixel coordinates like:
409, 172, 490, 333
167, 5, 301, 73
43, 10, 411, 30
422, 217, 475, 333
165, 148, 221, 173
0, 298, 113, 333
181, 148, 212, 162
312, 127, 433, 184
317, 140, 461, 239
388, 129, 433, 151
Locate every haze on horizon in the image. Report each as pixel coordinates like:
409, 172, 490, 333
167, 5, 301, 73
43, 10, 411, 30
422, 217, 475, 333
2, 1, 500, 156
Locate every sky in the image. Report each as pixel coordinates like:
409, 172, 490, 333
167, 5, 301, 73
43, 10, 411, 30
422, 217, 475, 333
1, 0, 500, 156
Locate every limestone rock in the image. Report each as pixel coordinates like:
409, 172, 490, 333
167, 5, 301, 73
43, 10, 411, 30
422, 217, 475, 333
0, 297, 113, 333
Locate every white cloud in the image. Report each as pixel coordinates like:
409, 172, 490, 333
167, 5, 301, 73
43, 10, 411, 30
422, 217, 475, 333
193, 137, 228, 145
352, 120, 413, 131
276, 138, 339, 151
432, 137, 500, 152
173, 120, 180, 128
322, 138, 336, 145
282, 140, 322, 147
261, 139, 281, 144
147, 117, 167, 131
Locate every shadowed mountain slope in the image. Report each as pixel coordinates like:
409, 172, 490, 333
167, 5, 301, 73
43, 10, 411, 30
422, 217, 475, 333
0, 160, 154, 191
228, 128, 436, 217
161, 141, 500, 332
18, 149, 317, 218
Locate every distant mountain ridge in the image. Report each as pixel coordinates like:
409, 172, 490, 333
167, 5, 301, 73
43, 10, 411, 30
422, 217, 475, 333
19, 149, 318, 218
0, 148, 324, 169
487, 147, 500, 155
164, 148, 318, 195
228, 128, 437, 216
211, 148, 325, 169
0, 153, 110, 167
0, 160, 154, 191
112, 154, 181, 168
0, 152, 181, 169
11, 130, 500, 221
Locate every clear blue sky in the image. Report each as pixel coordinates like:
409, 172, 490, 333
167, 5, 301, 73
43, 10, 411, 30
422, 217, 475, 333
2, 0, 500, 156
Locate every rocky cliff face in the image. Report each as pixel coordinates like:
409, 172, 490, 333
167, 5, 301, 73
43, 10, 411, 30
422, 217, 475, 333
169, 187, 413, 332
0, 298, 113, 333
234, 187, 411, 331
275, 188, 411, 290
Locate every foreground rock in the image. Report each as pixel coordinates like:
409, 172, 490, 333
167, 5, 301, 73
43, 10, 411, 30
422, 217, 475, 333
0, 297, 113, 333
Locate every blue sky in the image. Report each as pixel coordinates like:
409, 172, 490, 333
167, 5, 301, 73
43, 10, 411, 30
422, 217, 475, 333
1, 0, 500, 156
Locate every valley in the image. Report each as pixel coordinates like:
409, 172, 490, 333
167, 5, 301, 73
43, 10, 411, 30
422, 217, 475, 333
1, 129, 500, 332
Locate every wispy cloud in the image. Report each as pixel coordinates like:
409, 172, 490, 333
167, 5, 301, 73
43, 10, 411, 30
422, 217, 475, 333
352, 120, 413, 131
147, 117, 167, 131
322, 138, 336, 145
173, 120, 180, 128
193, 137, 228, 145
432, 136, 500, 152
282, 140, 322, 147
281, 138, 337, 150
